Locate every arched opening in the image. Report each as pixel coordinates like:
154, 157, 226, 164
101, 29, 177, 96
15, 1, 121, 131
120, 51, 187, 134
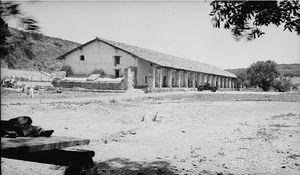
163, 76, 167, 87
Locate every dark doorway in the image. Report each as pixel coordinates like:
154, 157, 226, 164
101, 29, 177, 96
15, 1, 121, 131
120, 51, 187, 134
163, 76, 167, 87
115, 69, 120, 78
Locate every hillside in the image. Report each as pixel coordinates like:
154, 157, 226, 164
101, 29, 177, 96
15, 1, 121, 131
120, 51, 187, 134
0, 28, 80, 72
226, 63, 300, 77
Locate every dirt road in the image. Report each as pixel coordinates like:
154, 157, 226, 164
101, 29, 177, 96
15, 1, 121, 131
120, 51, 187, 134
1, 90, 300, 175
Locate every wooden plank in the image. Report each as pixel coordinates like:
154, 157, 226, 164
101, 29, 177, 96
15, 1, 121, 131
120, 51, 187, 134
2, 149, 96, 175
2, 149, 95, 167
1, 136, 90, 155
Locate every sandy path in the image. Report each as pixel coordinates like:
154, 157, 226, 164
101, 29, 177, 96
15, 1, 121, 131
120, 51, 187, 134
1, 91, 300, 175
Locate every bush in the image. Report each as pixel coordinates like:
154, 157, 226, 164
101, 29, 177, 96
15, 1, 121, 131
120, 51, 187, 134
60, 65, 73, 77
91, 69, 106, 77
273, 78, 292, 92
30, 32, 43, 41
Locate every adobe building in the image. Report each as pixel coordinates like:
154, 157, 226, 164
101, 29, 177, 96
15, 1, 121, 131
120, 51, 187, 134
57, 37, 236, 89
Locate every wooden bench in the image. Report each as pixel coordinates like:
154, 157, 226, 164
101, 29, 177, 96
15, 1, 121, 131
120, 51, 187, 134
1, 136, 96, 175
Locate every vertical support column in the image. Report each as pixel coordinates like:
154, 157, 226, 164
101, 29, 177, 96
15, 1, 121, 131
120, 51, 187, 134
222, 77, 225, 88
212, 75, 216, 87
177, 70, 181, 88
148, 68, 156, 88
184, 71, 188, 88
155, 68, 159, 87
197, 73, 202, 86
217, 76, 221, 89
226, 78, 229, 88
167, 69, 172, 88
227, 78, 230, 88
124, 67, 134, 90
172, 71, 177, 87
228, 78, 232, 89
207, 74, 210, 84
203, 74, 207, 84
195, 73, 198, 87
208, 75, 212, 85
232, 80, 235, 89
158, 68, 163, 88
192, 72, 196, 88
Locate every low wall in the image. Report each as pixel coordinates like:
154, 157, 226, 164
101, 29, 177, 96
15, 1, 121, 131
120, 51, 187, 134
52, 79, 126, 90
52, 68, 134, 91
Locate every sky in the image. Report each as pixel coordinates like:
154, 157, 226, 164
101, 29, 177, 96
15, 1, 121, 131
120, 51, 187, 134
9, 0, 300, 69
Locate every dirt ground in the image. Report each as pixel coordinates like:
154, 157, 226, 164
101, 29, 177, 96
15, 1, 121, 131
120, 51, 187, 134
1, 90, 300, 175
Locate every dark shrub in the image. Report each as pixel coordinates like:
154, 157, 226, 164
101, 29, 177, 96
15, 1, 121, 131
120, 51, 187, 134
60, 65, 73, 77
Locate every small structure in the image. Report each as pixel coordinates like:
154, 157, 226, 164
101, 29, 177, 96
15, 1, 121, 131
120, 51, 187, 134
57, 37, 236, 90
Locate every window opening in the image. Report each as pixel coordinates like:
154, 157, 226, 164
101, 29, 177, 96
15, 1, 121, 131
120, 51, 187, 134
114, 56, 121, 66
80, 55, 85, 61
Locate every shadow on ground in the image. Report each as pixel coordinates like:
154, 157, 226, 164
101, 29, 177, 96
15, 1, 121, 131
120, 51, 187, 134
94, 158, 236, 175
94, 158, 177, 175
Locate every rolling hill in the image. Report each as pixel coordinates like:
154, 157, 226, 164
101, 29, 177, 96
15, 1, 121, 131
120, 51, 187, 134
226, 63, 300, 77
0, 28, 80, 72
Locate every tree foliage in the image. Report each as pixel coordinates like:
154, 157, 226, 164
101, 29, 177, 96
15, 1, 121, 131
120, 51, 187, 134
235, 69, 250, 88
273, 77, 293, 92
246, 60, 280, 91
210, 0, 300, 40
0, 0, 39, 58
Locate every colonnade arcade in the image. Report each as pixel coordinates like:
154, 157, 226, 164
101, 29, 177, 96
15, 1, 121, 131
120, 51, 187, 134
148, 67, 235, 89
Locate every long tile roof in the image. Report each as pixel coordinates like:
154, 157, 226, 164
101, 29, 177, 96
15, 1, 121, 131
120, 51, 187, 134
58, 37, 236, 78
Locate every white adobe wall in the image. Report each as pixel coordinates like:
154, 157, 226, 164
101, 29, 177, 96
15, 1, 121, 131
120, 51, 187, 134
63, 40, 152, 87
136, 58, 152, 87
63, 40, 137, 77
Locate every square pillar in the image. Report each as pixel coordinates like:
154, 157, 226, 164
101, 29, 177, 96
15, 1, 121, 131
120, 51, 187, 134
196, 73, 198, 87
221, 77, 224, 88
177, 70, 181, 88
148, 68, 156, 88
226, 78, 229, 88
192, 72, 196, 88
157, 68, 163, 88
167, 69, 172, 88
124, 67, 134, 90
212, 75, 216, 87
227, 78, 230, 88
197, 73, 202, 86
217, 76, 221, 89
207, 75, 212, 85
184, 71, 188, 88
203, 74, 207, 84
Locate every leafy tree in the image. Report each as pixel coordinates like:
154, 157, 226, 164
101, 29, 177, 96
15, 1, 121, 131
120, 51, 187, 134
210, 0, 300, 40
0, 0, 39, 58
246, 60, 280, 91
235, 69, 250, 88
273, 77, 293, 92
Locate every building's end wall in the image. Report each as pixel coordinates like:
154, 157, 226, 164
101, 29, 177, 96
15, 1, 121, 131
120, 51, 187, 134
63, 40, 137, 78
